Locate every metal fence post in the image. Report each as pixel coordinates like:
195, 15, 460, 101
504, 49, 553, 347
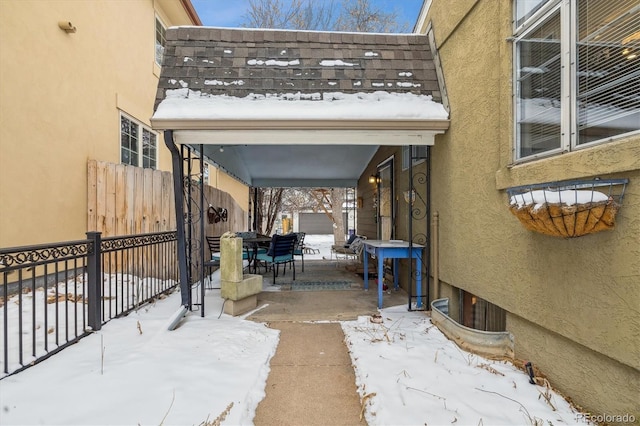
86, 231, 102, 331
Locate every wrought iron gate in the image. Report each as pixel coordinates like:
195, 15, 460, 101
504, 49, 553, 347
407, 145, 430, 311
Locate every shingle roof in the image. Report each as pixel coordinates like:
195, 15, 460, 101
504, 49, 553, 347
154, 27, 441, 111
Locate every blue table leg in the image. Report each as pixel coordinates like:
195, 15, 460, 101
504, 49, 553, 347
415, 251, 422, 308
363, 250, 369, 290
377, 251, 384, 309
393, 258, 399, 290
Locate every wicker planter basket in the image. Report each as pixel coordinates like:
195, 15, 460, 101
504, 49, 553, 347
507, 179, 628, 238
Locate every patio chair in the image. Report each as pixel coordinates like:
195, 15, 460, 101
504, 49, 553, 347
331, 233, 357, 257
255, 233, 298, 284
204, 236, 222, 289
292, 231, 306, 272
331, 235, 366, 266
206, 236, 222, 261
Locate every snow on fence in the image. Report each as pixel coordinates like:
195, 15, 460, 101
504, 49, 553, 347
0, 231, 179, 378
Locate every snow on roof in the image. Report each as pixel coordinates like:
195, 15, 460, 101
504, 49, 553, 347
152, 89, 449, 121
153, 26, 447, 122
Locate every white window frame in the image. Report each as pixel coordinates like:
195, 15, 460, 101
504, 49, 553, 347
155, 15, 166, 66
120, 113, 158, 169
513, 0, 640, 162
402, 145, 427, 171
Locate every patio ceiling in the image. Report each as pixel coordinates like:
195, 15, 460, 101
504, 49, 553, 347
152, 27, 450, 187
167, 124, 445, 187
199, 143, 379, 188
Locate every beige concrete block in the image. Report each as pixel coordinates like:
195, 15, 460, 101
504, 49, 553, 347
221, 274, 263, 301
220, 237, 243, 282
223, 294, 258, 316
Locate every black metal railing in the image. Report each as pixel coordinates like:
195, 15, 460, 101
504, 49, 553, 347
0, 231, 178, 378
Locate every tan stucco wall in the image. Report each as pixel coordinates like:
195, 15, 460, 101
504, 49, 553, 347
0, 1, 248, 247
508, 313, 640, 420
208, 164, 250, 213
417, 0, 639, 419
0, 1, 179, 245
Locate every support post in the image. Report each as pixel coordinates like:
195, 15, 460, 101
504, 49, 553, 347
425, 145, 431, 308
199, 144, 205, 317
408, 145, 413, 310
86, 231, 102, 331
252, 187, 258, 232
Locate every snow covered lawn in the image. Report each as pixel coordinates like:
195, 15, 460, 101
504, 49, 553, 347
0, 236, 590, 425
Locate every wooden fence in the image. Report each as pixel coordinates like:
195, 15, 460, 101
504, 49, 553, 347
87, 160, 176, 235
87, 160, 248, 255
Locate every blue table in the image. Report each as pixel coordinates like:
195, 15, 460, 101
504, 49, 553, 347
363, 240, 425, 309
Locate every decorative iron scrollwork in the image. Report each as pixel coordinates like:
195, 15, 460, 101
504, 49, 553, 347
411, 172, 428, 222
101, 232, 177, 253
0, 241, 91, 270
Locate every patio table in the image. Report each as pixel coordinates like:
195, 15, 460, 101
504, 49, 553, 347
362, 240, 425, 309
242, 236, 272, 274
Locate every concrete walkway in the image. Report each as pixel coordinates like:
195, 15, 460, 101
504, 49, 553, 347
248, 262, 409, 425
253, 322, 363, 425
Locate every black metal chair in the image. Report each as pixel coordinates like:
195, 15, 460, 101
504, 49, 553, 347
292, 231, 306, 272
204, 236, 221, 289
255, 233, 298, 284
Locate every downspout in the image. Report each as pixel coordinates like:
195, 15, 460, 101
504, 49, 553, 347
252, 187, 258, 232
164, 130, 190, 307
433, 211, 439, 300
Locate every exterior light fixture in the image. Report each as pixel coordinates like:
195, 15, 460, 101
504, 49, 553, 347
369, 174, 380, 184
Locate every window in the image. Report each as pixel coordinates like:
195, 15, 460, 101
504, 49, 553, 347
121, 114, 157, 169
402, 145, 427, 170
155, 16, 166, 66
515, 0, 549, 27
461, 291, 506, 332
514, 0, 640, 160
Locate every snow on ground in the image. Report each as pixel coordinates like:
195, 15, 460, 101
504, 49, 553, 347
0, 235, 591, 425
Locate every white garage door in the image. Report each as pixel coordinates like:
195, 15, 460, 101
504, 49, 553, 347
298, 213, 347, 234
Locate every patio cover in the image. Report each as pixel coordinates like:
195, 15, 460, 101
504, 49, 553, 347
151, 27, 450, 187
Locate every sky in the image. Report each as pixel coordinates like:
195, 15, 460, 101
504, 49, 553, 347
1, 235, 593, 425
190, 0, 425, 31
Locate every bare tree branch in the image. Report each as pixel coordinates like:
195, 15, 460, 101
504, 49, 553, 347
241, 0, 408, 240
242, 0, 407, 32
243, 0, 337, 30
335, 0, 407, 33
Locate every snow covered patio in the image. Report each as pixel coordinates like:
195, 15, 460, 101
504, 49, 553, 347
0, 237, 592, 424
0, 277, 591, 425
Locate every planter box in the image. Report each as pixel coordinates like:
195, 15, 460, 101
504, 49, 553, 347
507, 179, 628, 238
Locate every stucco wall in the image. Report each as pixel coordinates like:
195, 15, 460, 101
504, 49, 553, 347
0, 1, 246, 247
209, 165, 250, 213
418, 0, 639, 419
508, 313, 640, 420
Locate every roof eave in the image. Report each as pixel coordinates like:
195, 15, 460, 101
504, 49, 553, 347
150, 118, 450, 132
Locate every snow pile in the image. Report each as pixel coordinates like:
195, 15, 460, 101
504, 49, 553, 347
153, 89, 449, 121
510, 189, 609, 209
342, 305, 589, 425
